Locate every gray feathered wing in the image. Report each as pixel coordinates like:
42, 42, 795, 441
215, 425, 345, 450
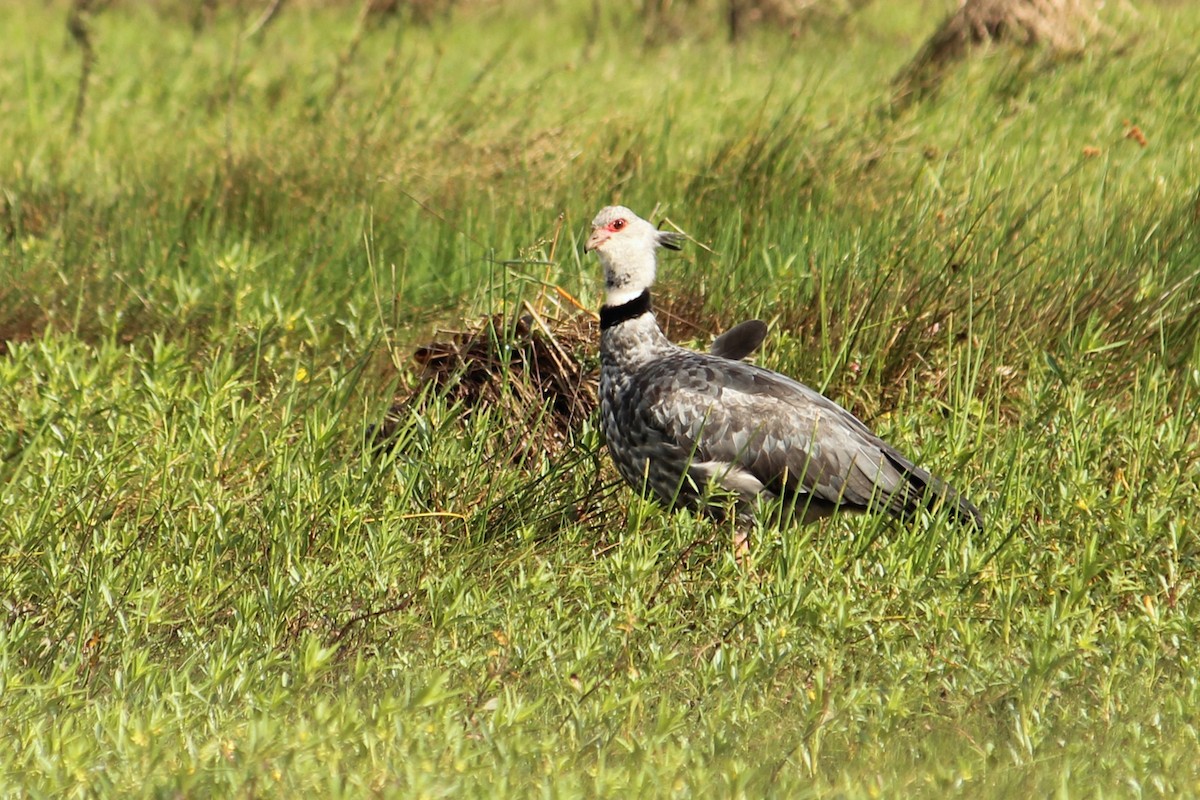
645, 353, 982, 528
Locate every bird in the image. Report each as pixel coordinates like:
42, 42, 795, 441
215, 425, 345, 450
584, 205, 982, 534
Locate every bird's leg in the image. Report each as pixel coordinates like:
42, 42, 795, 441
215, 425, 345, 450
733, 526, 751, 566
731, 507, 756, 569
709, 493, 754, 568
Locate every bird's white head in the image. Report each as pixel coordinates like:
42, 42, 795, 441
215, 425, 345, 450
585, 206, 683, 307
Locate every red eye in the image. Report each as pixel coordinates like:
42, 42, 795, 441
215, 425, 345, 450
611, 219, 626, 231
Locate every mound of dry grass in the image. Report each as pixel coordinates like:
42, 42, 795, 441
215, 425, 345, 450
373, 308, 600, 460
894, 0, 1109, 106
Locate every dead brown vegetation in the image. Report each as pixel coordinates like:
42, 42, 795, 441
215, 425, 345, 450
893, 0, 1108, 107
374, 309, 600, 460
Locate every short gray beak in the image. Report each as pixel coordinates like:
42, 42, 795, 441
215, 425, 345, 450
585, 229, 608, 253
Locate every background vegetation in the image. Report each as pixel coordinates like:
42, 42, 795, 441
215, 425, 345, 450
2, 0, 1198, 795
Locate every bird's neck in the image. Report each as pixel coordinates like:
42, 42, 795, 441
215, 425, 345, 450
599, 248, 656, 308
600, 289, 652, 331
599, 290, 674, 367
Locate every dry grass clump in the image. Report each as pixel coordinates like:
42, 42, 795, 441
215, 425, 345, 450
953, 0, 1106, 50
374, 309, 600, 460
894, 0, 1110, 105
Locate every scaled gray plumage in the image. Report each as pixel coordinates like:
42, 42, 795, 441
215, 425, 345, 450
586, 205, 982, 530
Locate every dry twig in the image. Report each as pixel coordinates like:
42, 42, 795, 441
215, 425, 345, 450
67, 0, 97, 136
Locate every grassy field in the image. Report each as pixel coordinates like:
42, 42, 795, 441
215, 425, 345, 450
2, 0, 1199, 795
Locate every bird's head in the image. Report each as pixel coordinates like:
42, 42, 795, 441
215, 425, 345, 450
585, 206, 683, 306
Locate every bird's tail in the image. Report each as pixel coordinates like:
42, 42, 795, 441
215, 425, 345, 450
884, 451, 983, 530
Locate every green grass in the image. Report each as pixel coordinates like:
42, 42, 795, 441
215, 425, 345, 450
2, 1, 1200, 796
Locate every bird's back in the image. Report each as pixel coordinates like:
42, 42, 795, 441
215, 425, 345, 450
601, 337, 981, 528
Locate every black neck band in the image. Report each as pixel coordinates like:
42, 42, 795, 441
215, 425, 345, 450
600, 290, 652, 331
